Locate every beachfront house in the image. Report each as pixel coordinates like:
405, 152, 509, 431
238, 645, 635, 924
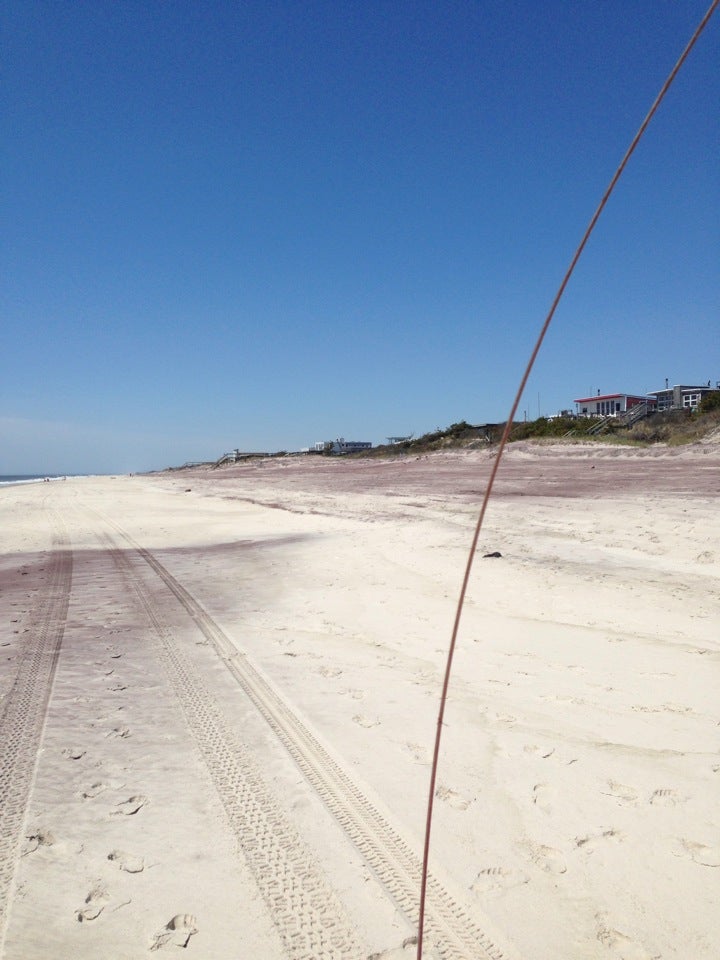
331, 438, 372, 454
574, 393, 656, 417
647, 383, 719, 411
314, 438, 373, 454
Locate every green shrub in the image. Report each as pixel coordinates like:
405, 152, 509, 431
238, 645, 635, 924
509, 416, 578, 441
699, 390, 720, 414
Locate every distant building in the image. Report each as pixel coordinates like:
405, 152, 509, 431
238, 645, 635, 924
313, 438, 373, 454
386, 435, 412, 444
331, 438, 372, 454
647, 383, 719, 412
214, 448, 269, 466
574, 393, 656, 417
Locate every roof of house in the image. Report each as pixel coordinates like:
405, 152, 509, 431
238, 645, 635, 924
648, 385, 713, 394
574, 393, 651, 403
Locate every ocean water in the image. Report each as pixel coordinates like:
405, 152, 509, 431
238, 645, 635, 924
0, 474, 64, 487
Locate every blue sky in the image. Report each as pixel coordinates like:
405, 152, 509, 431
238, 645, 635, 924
2, 1, 718, 473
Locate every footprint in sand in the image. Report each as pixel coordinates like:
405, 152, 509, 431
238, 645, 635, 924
62, 747, 86, 761
524, 744, 578, 765
596, 915, 658, 959
111, 795, 148, 817
318, 665, 343, 678
547, 694, 586, 707
524, 744, 556, 759
575, 829, 623, 854
108, 849, 145, 873
603, 780, 638, 805
435, 785, 472, 810
77, 886, 109, 922
529, 843, 567, 875
151, 914, 198, 951
660, 702, 694, 716
106, 726, 131, 739
352, 715, 380, 729
471, 866, 529, 896
675, 838, 720, 867
81, 782, 108, 800
649, 788, 680, 806
405, 742, 430, 765
368, 936, 417, 959
532, 783, 553, 813
22, 830, 55, 856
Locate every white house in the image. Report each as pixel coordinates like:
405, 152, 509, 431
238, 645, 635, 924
313, 438, 373, 454
574, 393, 656, 417
331, 438, 372, 454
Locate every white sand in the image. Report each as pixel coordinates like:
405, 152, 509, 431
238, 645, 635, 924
1, 443, 718, 959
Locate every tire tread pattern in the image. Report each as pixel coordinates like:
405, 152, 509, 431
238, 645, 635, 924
99, 512, 513, 960
0, 518, 71, 947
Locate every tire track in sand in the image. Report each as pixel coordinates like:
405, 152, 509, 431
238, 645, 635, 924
0, 514, 72, 950
92, 525, 364, 960
97, 509, 517, 960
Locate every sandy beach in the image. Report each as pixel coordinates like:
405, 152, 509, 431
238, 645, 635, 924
1, 441, 718, 960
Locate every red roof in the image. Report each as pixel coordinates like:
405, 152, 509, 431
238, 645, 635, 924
574, 393, 652, 403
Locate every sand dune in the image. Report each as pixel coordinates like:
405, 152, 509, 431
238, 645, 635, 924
1, 443, 718, 959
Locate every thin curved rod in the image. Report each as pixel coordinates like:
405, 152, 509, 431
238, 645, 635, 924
416, 2, 719, 956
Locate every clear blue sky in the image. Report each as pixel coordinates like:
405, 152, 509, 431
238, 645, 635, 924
2, 1, 718, 474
